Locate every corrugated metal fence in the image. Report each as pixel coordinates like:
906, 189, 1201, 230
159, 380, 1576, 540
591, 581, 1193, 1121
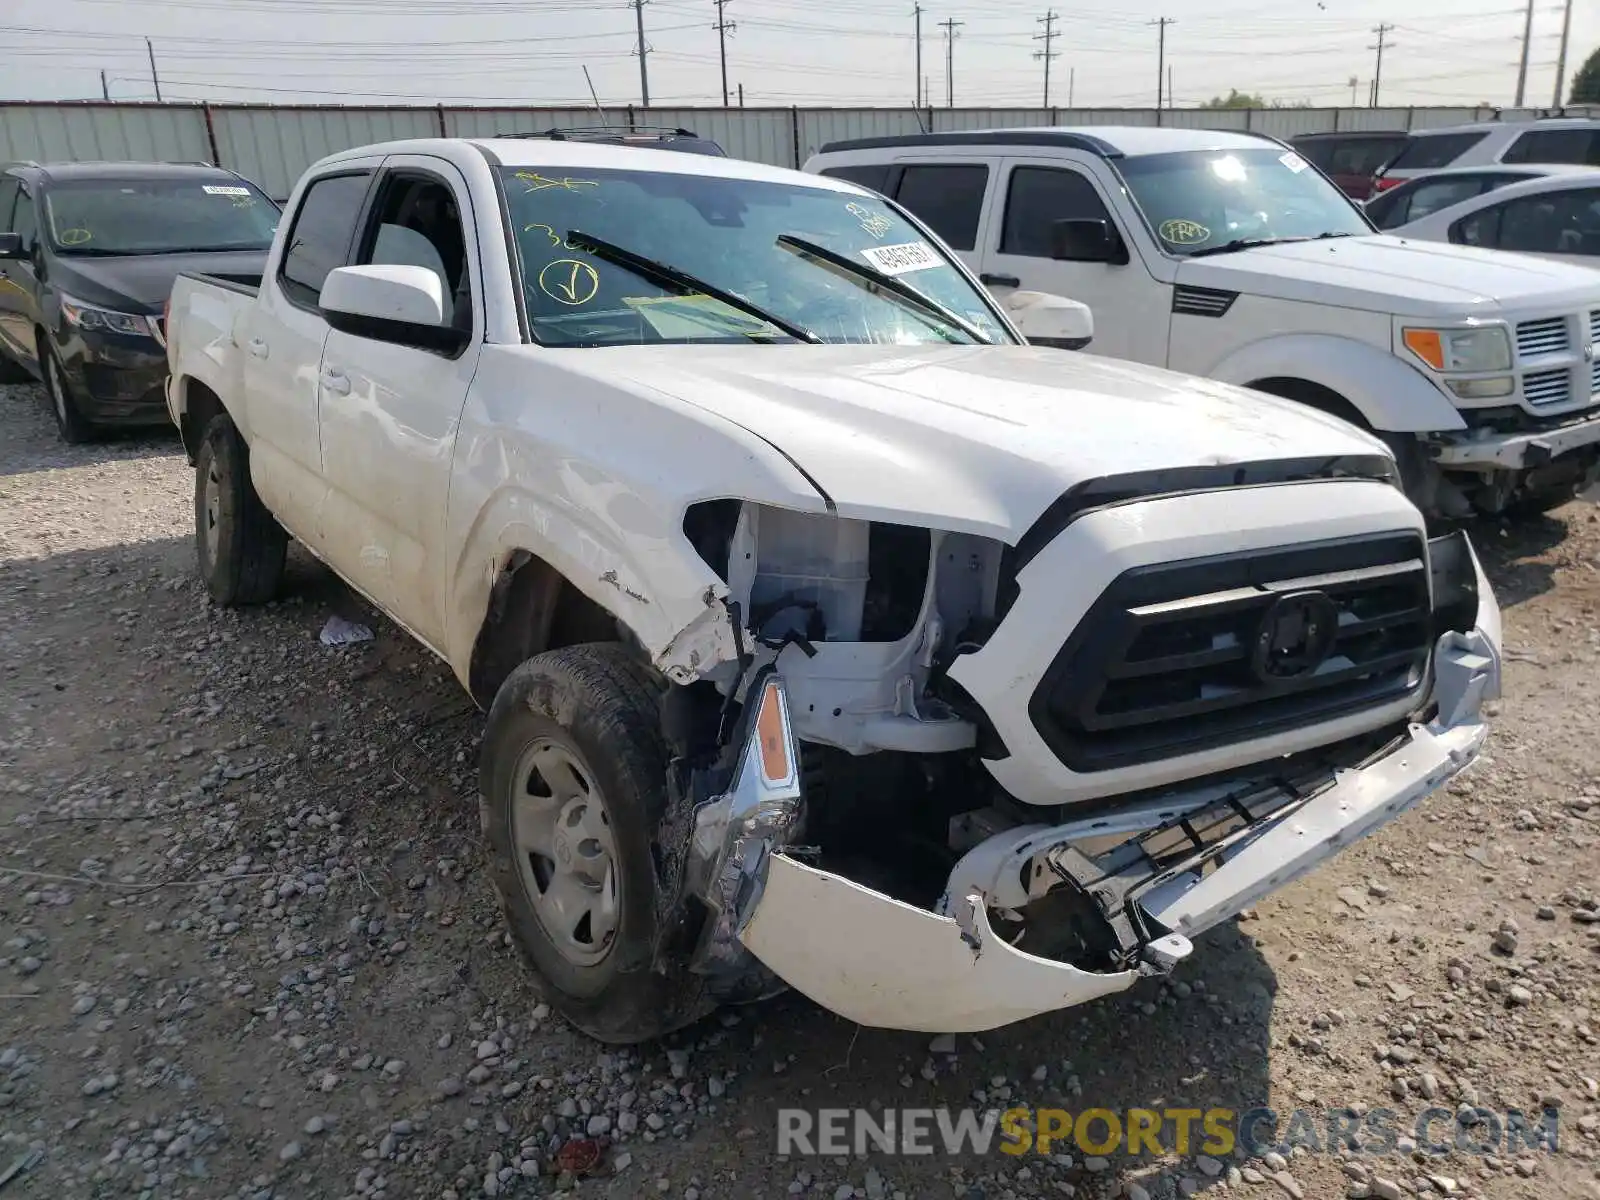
0, 100, 1587, 199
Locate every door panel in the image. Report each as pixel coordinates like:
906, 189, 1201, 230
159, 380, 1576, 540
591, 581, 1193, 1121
241, 167, 376, 543
0, 186, 40, 369
980, 158, 1165, 364
316, 156, 482, 649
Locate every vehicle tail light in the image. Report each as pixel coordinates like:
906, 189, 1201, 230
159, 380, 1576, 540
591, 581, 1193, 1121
1372, 175, 1403, 193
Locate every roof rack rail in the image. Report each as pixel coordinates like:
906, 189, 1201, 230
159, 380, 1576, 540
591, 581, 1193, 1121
501, 125, 701, 141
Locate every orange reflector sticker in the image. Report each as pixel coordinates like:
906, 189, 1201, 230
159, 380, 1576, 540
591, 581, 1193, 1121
755, 679, 791, 784
1402, 328, 1444, 370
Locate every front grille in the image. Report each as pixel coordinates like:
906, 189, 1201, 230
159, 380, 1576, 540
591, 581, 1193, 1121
1516, 316, 1568, 358
1029, 533, 1432, 773
1591, 357, 1600, 399
1523, 367, 1572, 408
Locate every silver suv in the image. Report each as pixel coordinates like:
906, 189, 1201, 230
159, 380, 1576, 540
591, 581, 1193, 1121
1374, 115, 1600, 194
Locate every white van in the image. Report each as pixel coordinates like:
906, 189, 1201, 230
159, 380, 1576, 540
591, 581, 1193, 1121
803, 127, 1600, 518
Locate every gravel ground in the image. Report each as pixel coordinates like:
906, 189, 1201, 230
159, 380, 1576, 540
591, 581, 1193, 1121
1, 376, 1598, 1200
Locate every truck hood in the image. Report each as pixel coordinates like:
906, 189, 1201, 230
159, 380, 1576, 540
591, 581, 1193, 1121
555, 343, 1394, 541
1179, 234, 1600, 318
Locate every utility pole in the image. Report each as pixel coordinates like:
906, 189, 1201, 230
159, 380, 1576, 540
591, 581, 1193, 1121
1348, 75, 1358, 105
913, 4, 923, 109
1368, 24, 1393, 108
100, 69, 110, 101
1034, 10, 1060, 109
633, 0, 651, 107
939, 18, 963, 108
1513, 0, 1534, 106
1067, 66, 1074, 108
1167, 64, 1173, 108
146, 37, 162, 102
1150, 17, 1173, 109
712, 0, 736, 107
1551, 0, 1573, 106
738, 82, 744, 107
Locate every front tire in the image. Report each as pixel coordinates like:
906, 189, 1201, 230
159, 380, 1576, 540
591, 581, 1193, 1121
480, 643, 708, 1044
194, 413, 287, 605
41, 345, 94, 444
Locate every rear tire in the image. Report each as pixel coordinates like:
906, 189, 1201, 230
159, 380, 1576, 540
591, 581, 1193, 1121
194, 413, 287, 605
480, 643, 708, 1044
41, 344, 94, 444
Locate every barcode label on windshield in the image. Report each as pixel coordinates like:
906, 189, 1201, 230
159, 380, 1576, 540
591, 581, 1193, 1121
860, 241, 939, 276
203, 185, 251, 196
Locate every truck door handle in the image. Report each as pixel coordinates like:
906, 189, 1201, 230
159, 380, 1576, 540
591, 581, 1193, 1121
321, 369, 351, 396
979, 273, 1021, 288
247, 337, 268, 359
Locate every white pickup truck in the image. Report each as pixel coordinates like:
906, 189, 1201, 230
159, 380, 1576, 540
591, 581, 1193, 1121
165, 136, 1502, 1045
805, 128, 1600, 519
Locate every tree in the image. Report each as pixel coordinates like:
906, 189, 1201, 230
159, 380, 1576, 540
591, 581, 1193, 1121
1200, 88, 1268, 109
1571, 45, 1600, 104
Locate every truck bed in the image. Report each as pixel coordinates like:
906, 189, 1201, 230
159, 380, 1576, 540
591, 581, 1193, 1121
181, 270, 262, 296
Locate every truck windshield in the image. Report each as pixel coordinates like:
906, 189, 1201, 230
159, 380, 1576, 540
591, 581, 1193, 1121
497, 166, 1010, 347
1115, 147, 1373, 257
44, 179, 280, 256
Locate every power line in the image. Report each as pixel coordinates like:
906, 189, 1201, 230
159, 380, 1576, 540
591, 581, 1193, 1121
1369, 23, 1394, 107
1034, 10, 1061, 108
939, 17, 963, 108
1150, 16, 1174, 109
712, 0, 736, 107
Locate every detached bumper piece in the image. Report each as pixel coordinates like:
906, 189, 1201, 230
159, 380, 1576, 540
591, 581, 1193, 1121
705, 535, 1500, 1035
1430, 408, 1600, 470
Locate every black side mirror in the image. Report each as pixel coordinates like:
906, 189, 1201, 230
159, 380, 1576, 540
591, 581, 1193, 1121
0, 233, 22, 261
1049, 218, 1127, 265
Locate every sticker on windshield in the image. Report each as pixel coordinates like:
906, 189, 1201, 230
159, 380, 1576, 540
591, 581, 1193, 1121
846, 201, 893, 240
202, 185, 252, 196
1278, 151, 1309, 174
1158, 219, 1211, 246
860, 241, 939, 276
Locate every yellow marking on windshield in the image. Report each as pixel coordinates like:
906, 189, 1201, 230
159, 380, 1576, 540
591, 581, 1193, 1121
58, 228, 94, 246
1158, 219, 1210, 246
524, 222, 562, 246
537, 258, 600, 306
846, 202, 893, 240
515, 172, 599, 194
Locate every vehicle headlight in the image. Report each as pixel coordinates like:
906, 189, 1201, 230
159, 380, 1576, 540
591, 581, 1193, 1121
60, 294, 159, 339
1401, 325, 1511, 374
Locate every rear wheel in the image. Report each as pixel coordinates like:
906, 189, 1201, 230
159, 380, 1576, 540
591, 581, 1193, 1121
41, 345, 94, 444
194, 413, 287, 605
480, 643, 708, 1044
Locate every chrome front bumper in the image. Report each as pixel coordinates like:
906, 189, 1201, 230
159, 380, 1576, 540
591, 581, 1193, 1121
692, 538, 1501, 1034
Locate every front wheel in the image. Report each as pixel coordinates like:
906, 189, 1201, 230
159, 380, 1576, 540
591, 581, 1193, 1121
41, 345, 94, 444
480, 643, 708, 1044
194, 413, 287, 605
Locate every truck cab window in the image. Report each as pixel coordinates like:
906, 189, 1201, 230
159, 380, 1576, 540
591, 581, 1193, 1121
280, 172, 371, 307
1001, 167, 1115, 256
362, 176, 472, 332
893, 164, 988, 251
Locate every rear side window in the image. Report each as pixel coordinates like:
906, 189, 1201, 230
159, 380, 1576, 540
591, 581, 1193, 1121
280, 172, 371, 306
1000, 167, 1114, 256
1325, 137, 1409, 176
1388, 132, 1490, 171
0, 178, 17, 231
1465, 188, 1600, 255
1501, 128, 1600, 166
893, 164, 988, 251
1369, 173, 1530, 229
818, 164, 892, 194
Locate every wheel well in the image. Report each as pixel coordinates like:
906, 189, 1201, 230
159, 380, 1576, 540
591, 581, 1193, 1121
468, 551, 623, 707
1247, 377, 1371, 431
179, 380, 225, 466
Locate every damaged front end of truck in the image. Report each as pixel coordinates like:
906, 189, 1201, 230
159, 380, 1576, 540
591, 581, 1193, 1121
649, 524, 1501, 1034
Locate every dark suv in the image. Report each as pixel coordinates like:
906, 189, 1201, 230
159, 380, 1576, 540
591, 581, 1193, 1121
0, 161, 279, 443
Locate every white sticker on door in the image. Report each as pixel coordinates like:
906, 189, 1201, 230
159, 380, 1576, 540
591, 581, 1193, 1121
860, 241, 940, 276
202, 185, 252, 196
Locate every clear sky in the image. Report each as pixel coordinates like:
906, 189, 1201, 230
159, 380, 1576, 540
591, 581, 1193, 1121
6, 0, 1595, 111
